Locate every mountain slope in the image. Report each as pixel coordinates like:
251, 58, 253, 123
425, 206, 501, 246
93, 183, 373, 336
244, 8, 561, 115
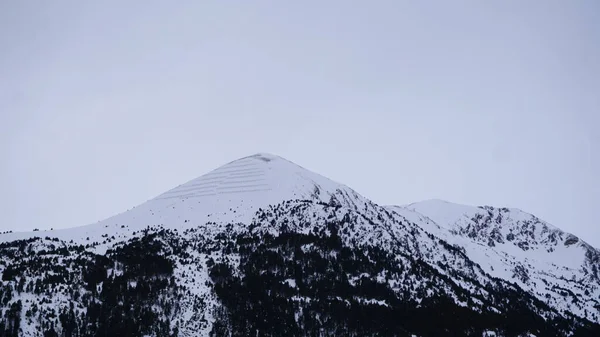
387, 200, 600, 322
0, 154, 598, 337
0, 153, 366, 251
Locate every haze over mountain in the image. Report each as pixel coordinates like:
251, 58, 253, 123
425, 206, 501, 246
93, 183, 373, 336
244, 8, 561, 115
0, 153, 598, 336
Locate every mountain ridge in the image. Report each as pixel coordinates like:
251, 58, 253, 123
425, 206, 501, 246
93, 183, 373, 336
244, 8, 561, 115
0, 153, 598, 336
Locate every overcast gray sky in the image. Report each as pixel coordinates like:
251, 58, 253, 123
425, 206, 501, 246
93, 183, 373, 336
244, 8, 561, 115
1, 1, 598, 246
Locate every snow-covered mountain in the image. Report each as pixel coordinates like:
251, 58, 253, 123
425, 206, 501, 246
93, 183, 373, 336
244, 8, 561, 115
0, 153, 366, 250
388, 200, 600, 323
0, 153, 598, 337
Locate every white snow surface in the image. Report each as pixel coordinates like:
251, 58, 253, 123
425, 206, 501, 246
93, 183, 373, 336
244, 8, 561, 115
0, 153, 365, 250
387, 199, 600, 322
1, 153, 599, 330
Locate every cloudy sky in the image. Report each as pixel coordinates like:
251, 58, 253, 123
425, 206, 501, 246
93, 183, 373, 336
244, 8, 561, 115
1, 1, 598, 246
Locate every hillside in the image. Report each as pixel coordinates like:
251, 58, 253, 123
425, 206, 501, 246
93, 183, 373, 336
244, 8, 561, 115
0, 153, 598, 337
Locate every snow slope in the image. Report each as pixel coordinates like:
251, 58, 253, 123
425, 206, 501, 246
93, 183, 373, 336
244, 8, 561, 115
387, 199, 600, 322
0, 153, 367, 251
1, 153, 599, 331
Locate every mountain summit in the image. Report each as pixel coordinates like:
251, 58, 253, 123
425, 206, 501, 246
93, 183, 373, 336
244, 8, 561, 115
1, 153, 365, 247
0, 153, 599, 336
145, 152, 366, 225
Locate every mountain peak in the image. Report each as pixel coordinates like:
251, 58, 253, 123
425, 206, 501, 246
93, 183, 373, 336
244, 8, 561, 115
0, 153, 366, 246
231, 152, 281, 163
84, 153, 364, 238
154, 152, 338, 204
